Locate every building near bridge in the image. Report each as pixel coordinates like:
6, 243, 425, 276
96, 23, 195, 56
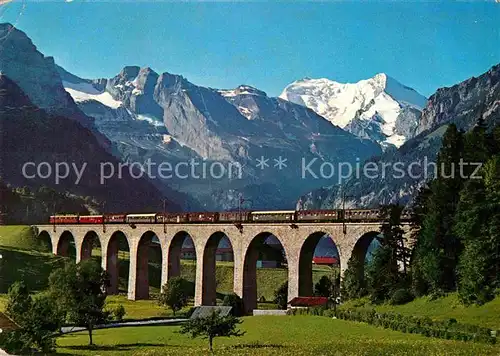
181, 247, 234, 262
288, 297, 332, 309
312, 256, 339, 266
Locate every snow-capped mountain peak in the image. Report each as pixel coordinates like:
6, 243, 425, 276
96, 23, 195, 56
280, 74, 427, 148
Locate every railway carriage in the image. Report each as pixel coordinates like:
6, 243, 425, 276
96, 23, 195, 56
345, 209, 380, 221
218, 211, 251, 222
79, 215, 104, 224
125, 213, 156, 224
297, 209, 338, 222
156, 212, 189, 224
50, 215, 79, 224
104, 214, 127, 224
187, 212, 218, 223
250, 210, 296, 223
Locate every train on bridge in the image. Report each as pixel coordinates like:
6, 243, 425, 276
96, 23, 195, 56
49, 209, 411, 225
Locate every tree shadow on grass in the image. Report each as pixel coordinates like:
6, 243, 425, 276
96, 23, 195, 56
232, 342, 285, 350
0, 248, 68, 293
64, 343, 179, 351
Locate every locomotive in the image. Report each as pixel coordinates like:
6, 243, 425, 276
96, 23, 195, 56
49, 208, 411, 225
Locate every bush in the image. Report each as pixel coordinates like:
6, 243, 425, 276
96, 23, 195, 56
158, 277, 190, 315
335, 307, 496, 344
389, 288, 415, 305
287, 305, 497, 344
222, 293, 245, 317
274, 282, 288, 310
113, 304, 126, 322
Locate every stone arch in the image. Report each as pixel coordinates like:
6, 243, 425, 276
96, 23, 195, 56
201, 232, 235, 306
80, 230, 101, 262
242, 232, 288, 313
167, 231, 196, 280
57, 230, 76, 260
106, 230, 130, 295
348, 231, 381, 280
135, 230, 163, 300
37, 230, 52, 253
298, 231, 340, 297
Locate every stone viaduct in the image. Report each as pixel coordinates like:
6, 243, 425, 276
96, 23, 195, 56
33, 222, 412, 313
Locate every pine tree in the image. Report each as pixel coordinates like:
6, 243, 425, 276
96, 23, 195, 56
456, 154, 500, 304
412, 124, 465, 294
341, 255, 367, 300
365, 205, 408, 303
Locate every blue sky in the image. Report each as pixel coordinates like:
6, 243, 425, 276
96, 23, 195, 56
2, 1, 499, 97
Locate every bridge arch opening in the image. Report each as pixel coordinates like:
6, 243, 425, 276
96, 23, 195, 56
298, 232, 340, 297
80, 231, 101, 264
346, 231, 381, 291
243, 232, 287, 313
37, 230, 52, 253
167, 231, 197, 281
201, 232, 234, 306
57, 231, 76, 260
106, 231, 130, 295
135, 231, 163, 300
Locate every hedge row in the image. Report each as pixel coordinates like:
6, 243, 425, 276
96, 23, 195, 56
287, 307, 497, 344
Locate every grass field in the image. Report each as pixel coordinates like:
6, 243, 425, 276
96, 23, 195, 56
56, 316, 500, 356
0, 225, 66, 293
3, 225, 500, 356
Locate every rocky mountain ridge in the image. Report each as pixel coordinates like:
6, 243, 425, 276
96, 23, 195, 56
57, 63, 381, 210
297, 64, 500, 209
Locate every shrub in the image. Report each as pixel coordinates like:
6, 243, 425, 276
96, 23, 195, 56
274, 282, 288, 310
222, 293, 245, 317
288, 306, 497, 345
158, 277, 190, 315
389, 288, 415, 305
113, 304, 126, 322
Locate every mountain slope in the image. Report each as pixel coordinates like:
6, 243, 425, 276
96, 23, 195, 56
0, 24, 90, 127
280, 74, 427, 148
0, 74, 181, 213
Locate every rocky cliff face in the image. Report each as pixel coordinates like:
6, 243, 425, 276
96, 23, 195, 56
298, 63, 500, 209
416, 64, 500, 135
59, 64, 381, 210
0, 74, 181, 212
0, 24, 90, 126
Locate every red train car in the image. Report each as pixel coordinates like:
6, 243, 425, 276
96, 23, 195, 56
79, 215, 104, 224
187, 212, 218, 223
104, 214, 127, 224
49, 215, 79, 224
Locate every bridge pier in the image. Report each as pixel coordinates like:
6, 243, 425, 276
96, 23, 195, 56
104, 236, 120, 295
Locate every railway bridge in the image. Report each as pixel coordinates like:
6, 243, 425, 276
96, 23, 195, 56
33, 222, 412, 312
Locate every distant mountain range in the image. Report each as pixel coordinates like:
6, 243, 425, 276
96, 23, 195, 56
1, 22, 498, 212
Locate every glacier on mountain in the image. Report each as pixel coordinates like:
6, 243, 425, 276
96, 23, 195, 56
279, 73, 427, 148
